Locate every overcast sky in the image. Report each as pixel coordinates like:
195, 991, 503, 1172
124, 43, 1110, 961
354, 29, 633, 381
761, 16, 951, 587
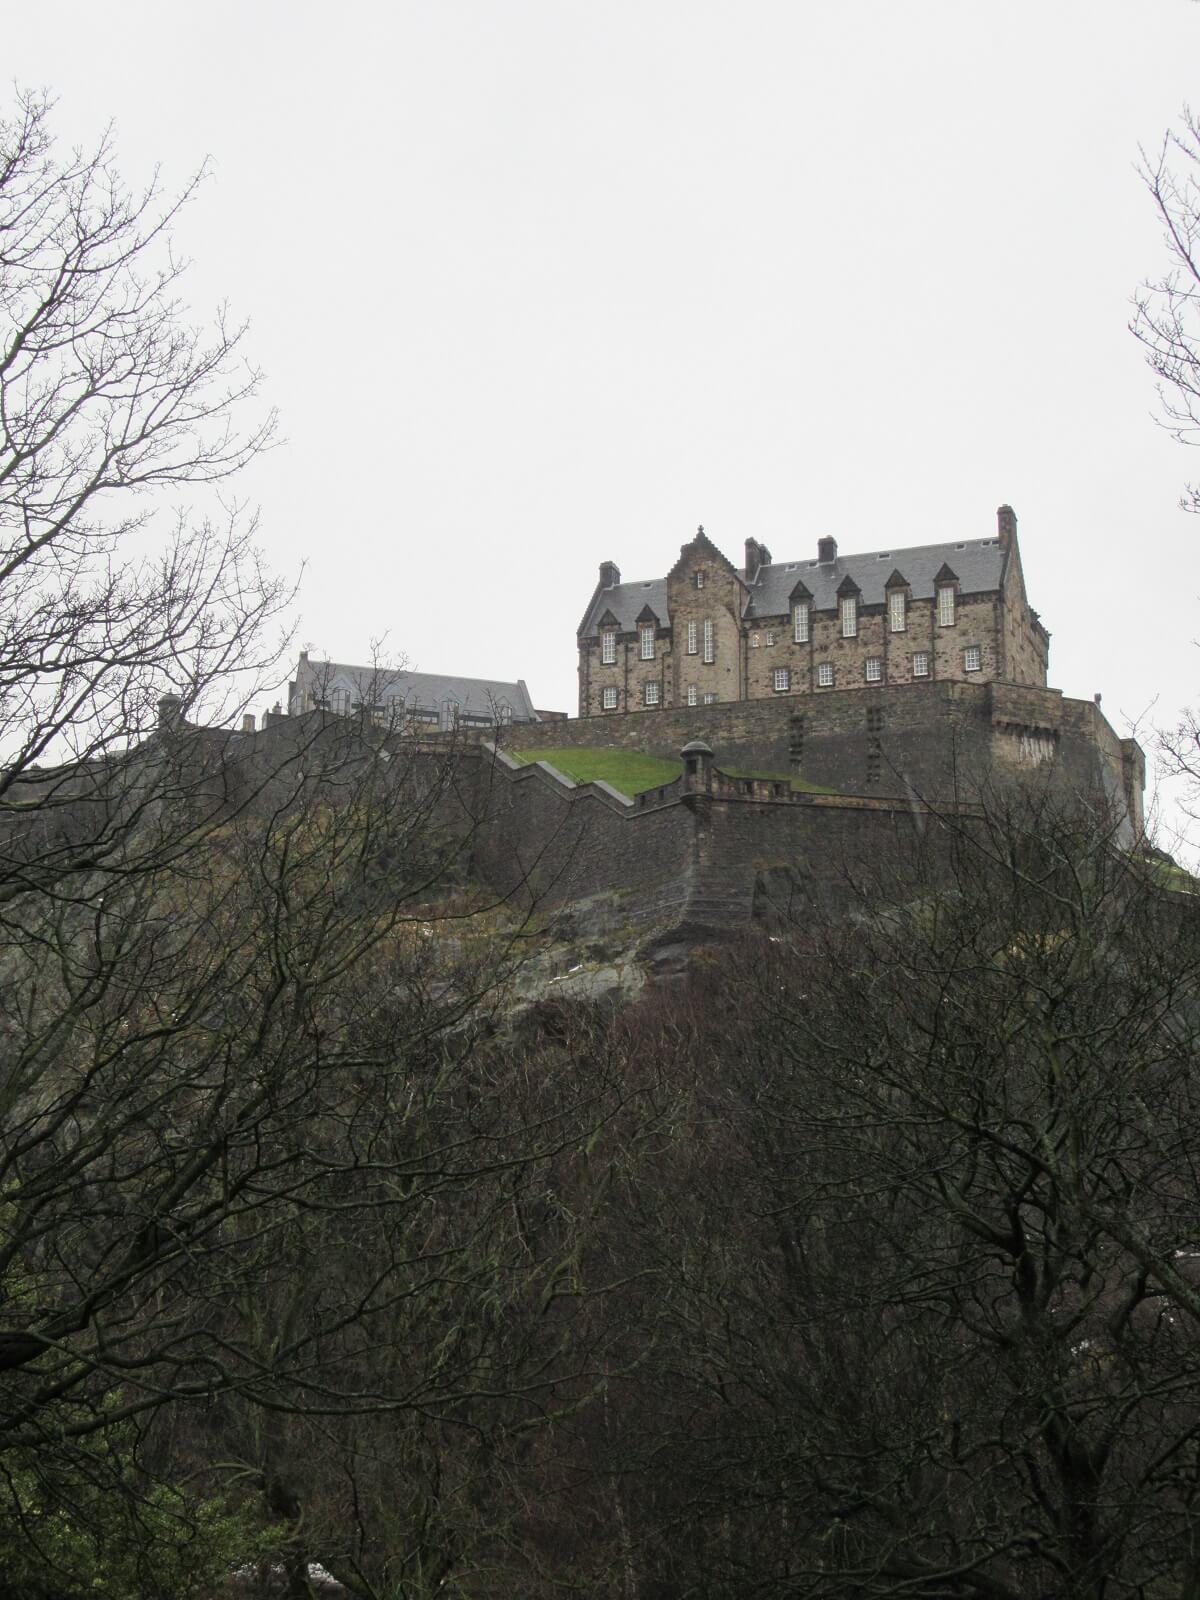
9, 0, 1200, 842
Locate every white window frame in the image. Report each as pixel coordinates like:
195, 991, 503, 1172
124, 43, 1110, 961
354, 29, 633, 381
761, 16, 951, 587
765, 630, 775, 646
644, 682, 661, 706
686, 620, 698, 655
840, 595, 857, 637
888, 590, 906, 632
601, 629, 617, 664
964, 645, 982, 673
938, 586, 956, 627
912, 651, 930, 678
703, 691, 718, 705
702, 618, 715, 664
793, 602, 809, 643
773, 667, 790, 693
695, 570, 705, 590
817, 662, 834, 687
686, 684, 698, 706
865, 657, 882, 683
601, 685, 618, 709
750, 632, 760, 649
640, 623, 655, 660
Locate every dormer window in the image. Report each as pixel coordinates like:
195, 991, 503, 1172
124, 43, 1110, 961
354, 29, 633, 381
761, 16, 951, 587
601, 630, 617, 664
793, 602, 809, 643
640, 623, 655, 660
938, 585, 956, 627
889, 590, 906, 632
840, 595, 858, 637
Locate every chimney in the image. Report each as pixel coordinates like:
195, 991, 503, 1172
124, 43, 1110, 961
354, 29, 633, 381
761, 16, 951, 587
599, 560, 621, 588
157, 693, 184, 731
817, 535, 838, 563
744, 537, 762, 578
241, 712, 256, 733
298, 649, 308, 663
997, 504, 1017, 547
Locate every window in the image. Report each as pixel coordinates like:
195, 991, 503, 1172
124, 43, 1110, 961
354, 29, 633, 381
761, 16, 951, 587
889, 590, 906, 632
601, 685, 618, 709
840, 595, 857, 637
817, 662, 834, 687
793, 602, 809, 643
695, 570, 706, 590
865, 656, 882, 683
640, 623, 655, 660
330, 688, 352, 713
765, 630, 775, 646
644, 682, 661, 706
964, 645, 982, 672
686, 684, 698, 706
773, 667, 790, 692
702, 618, 714, 663
938, 586, 956, 627
750, 632, 760, 649
686, 620, 698, 655
703, 691, 718, 705
601, 630, 616, 664
912, 652, 930, 678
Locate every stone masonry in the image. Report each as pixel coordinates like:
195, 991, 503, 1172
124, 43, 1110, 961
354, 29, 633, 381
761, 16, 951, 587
576, 505, 1049, 719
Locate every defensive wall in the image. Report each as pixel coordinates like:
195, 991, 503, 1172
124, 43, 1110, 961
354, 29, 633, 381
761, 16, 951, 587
498, 679, 1144, 835
470, 742, 952, 942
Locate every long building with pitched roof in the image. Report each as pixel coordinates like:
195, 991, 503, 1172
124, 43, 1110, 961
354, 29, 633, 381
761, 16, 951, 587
576, 505, 1049, 718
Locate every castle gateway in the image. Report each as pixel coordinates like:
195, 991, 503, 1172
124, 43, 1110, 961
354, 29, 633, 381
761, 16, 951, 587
576, 506, 1048, 718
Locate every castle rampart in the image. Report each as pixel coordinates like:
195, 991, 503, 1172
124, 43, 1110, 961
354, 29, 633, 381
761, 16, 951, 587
498, 680, 1143, 836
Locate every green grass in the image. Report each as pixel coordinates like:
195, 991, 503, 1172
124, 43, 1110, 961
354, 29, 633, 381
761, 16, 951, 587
1142, 855, 1200, 893
512, 747, 681, 797
716, 765, 838, 794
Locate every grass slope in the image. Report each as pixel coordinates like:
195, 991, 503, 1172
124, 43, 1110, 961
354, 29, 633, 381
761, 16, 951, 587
511, 748, 681, 797
511, 748, 843, 799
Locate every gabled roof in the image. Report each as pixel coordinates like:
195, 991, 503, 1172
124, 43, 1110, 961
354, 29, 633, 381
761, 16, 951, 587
743, 537, 1005, 618
295, 660, 539, 721
666, 525, 744, 584
579, 578, 669, 638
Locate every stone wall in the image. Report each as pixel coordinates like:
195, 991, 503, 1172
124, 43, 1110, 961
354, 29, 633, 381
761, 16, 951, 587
468, 746, 947, 937
500, 680, 1143, 834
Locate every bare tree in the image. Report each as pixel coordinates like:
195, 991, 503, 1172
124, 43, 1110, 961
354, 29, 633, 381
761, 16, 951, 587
588, 799, 1200, 1598
0, 94, 636, 1596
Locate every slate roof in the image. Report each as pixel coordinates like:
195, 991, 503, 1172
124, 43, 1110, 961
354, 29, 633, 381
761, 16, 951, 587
743, 537, 1005, 618
295, 660, 539, 721
579, 537, 1005, 635
579, 579, 669, 637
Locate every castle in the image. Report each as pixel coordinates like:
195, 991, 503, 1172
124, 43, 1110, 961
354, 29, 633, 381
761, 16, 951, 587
242, 503, 1147, 950
576, 506, 1048, 717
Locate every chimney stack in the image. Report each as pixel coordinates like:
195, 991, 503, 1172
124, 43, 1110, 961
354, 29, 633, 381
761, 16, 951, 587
997, 505, 1017, 547
157, 693, 184, 731
599, 560, 621, 588
745, 537, 761, 578
241, 712, 256, 733
817, 535, 838, 563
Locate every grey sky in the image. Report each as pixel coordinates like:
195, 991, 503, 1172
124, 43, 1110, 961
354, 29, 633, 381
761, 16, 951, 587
9, 0, 1200, 840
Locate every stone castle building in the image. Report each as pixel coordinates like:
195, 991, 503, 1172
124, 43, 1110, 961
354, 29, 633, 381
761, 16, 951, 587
576, 505, 1048, 718
288, 652, 545, 730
